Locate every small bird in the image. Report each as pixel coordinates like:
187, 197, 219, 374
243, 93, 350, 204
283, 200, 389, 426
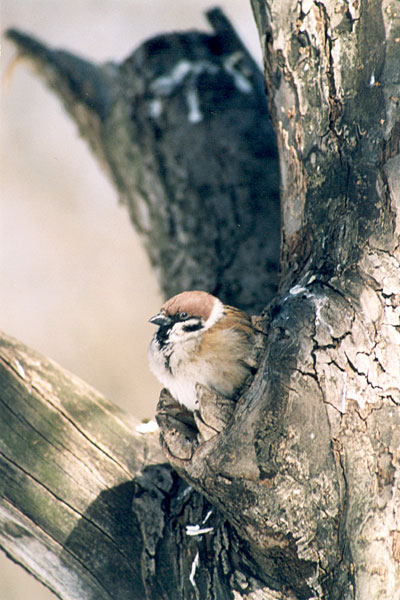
148, 290, 259, 412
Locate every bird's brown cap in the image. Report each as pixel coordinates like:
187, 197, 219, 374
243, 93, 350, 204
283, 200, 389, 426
161, 290, 216, 321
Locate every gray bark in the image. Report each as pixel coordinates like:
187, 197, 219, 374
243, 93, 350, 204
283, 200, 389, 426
3, 2, 400, 599
6, 8, 280, 315
0, 332, 263, 600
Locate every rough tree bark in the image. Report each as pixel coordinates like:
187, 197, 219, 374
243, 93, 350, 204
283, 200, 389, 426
2, 3, 400, 600
6, 8, 280, 315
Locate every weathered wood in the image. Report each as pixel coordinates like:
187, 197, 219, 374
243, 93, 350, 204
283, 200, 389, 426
0, 332, 276, 600
3, 2, 400, 599
0, 331, 159, 599
6, 8, 280, 315
252, 0, 400, 288
156, 1, 400, 597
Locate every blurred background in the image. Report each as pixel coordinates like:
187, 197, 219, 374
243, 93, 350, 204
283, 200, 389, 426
1, 1, 262, 598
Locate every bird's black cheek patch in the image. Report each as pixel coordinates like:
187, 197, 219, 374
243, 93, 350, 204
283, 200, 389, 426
183, 321, 202, 332
156, 325, 173, 346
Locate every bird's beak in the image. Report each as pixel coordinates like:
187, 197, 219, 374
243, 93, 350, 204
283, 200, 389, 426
149, 312, 172, 327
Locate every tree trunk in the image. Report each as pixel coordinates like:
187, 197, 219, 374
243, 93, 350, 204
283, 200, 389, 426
3, 3, 400, 599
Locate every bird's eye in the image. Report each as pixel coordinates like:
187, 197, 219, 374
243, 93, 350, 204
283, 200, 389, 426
179, 311, 188, 319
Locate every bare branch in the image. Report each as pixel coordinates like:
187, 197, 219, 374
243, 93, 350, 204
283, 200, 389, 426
6, 9, 280, 314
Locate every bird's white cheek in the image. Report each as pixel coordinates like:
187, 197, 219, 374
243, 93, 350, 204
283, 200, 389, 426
168, 323, 200, 347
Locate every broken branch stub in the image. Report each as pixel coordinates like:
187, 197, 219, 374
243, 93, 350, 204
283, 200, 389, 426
6, 8, 280, 314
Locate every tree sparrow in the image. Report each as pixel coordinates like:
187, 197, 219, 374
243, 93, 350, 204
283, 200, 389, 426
148, 290, 260, 412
